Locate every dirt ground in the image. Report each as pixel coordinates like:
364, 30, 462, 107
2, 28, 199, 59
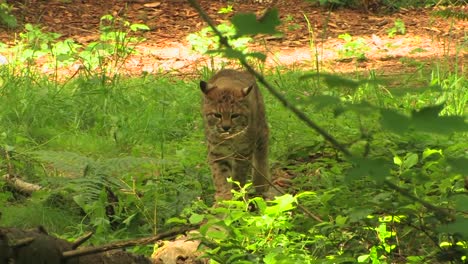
1, 0, 467, 77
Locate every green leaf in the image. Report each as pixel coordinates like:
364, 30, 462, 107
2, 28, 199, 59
301, 95, 342, 110
393, 155, 402, 166
165, 217, 188, 225
453, 196, 468, 212
335, 215, 348, 227
411, 105, 468, 134
300, 73, 360, 89
130, 23, 150, 31
422, 148, 443, 160
207, 48, 246, 60
380, 109, 411, 133
347, 157, 391, 182
349, 207, 373, 222
357, 254, 370, 263
437, 216, 468, 239
264, 252, 278, 264
245, 52, 267, 61
447, 158, 468, 174
265, 194, 296, 215
189, 213, 205, 224
403, 153, 418, 169
231, 8, 281, 37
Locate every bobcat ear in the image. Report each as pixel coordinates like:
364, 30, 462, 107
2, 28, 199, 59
242, 85, 254, 96
200, 81, 213, 95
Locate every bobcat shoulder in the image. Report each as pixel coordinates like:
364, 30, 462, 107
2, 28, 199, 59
200, 69, 270, 201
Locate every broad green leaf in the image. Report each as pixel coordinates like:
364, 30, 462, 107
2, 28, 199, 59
165, 217, 188, 225
380, 109, 411, 133
130, 23, 150, 31
207, 48, 246, 60
422, 148, 443, 160
245, 52, 266, 61
206, 229, 228, 240
447, 158, 468, 174
453, 195, 468, 211
393, 155, 402, 166
357, 254, 370, 263
437, 216, 468, 239
347, 157, 391, 182
335, 215, 348, 227
349, 207, 373, 222
265, 194, 296, 215
300, 95, 342, 110
403, 153, 418, 169
189, 213, 204, 224
231, 9, 281, 37
301, 73, 360, 89
249, 196, 267, 213
411, 105, 468, 134
263, 252, 278, 264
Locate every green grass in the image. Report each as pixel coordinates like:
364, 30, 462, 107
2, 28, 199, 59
0, 62, 467, 261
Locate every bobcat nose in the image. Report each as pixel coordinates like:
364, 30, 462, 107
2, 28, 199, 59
221, 125, 231, 132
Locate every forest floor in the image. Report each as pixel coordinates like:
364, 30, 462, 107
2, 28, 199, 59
1, 0, 467, 79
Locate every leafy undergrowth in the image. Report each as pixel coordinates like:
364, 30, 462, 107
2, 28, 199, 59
0, 62, 467, 262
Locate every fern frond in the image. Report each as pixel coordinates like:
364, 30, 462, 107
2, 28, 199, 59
31, 150, 94, 178
31, 150, 159, 205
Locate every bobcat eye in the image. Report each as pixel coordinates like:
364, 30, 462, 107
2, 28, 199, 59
231, 113, 240, 119
213, 113, 222, 118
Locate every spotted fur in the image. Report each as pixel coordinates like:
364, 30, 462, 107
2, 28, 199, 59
200, 69, 269, 200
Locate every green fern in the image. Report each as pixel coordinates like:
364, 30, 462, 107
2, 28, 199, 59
31, 150, 157, 204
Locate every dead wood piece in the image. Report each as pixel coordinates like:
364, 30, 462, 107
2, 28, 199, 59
1, 226, 78, 264
2, 174, 43, 195
10, 237, 35, 248
152, 236, 205, 264
71, 231, 94, 249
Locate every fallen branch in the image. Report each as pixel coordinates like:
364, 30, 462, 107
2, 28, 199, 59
71, 231, 94, 249
62, 225, 198, 260
3, 174, 42, 195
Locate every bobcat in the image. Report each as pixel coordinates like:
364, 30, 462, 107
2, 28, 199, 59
200, 69, 270, 201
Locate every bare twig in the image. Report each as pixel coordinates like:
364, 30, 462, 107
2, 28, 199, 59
71, 232, 94, 249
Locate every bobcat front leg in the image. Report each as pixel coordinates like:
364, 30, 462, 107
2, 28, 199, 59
232, 158, 251, 189
209, 158, 234, 201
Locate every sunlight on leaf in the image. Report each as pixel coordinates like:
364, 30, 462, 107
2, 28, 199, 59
422, 148, 443, 160
189, 213, 204, 224
403, 153, 418, 170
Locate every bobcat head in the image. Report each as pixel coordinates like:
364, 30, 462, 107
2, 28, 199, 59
200, 78, 253, 137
